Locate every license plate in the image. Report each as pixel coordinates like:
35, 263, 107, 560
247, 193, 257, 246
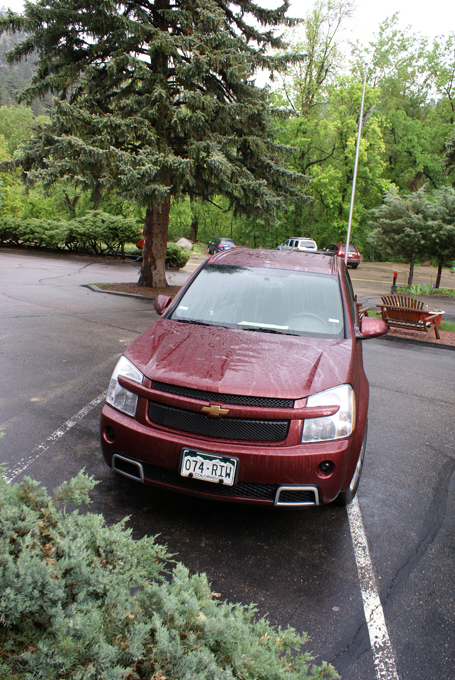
180, 449, 237, 486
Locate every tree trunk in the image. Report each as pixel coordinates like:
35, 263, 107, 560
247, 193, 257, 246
63, 192, 80, 217
138, 191, 170, 288
435, 262, 443, 289
190, 217, 198, 243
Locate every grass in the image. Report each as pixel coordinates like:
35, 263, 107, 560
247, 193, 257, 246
397, 284, 455, 297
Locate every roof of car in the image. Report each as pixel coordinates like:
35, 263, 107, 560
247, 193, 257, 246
208, 246, 340, 275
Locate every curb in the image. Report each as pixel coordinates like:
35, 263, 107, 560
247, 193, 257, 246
83, 284, 156, 301
380, 333, 455, 351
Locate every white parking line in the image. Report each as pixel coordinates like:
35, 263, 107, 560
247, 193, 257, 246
3, 401, 400, 679
3, 392, 107, 484
348, 497, 400, 680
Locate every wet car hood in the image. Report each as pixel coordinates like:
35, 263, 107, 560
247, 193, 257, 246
126, 318, 354, 400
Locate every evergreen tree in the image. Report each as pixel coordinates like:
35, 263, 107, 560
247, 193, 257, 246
368, 186, 455, 286
0, 0, 307, 287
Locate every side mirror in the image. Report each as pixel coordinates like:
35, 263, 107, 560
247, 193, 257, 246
358, 316, 388, 339
154, 294, 172, 315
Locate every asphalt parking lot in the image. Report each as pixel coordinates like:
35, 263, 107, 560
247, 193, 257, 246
1, 249, 454, 680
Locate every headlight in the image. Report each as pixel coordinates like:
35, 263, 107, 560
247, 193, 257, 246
302, 384, 354, 442
106, 356, 144, 417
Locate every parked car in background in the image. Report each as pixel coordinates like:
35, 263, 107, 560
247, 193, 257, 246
208, 238, 237, 254
278, 237, 318, 252
326, 243, 361, 268
100, 247, 388, 508
277, 238, 318, 252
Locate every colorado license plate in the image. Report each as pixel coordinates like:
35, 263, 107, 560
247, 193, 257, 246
180, 449, 237, 485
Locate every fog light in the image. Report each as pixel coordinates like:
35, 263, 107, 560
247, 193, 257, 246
104, 425, 115, 443
319, 460, 335, 474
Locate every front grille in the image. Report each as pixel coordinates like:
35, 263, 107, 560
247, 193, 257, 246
148, 402, 288, 442
152, 381, 293, 409
142, 463, 277, 500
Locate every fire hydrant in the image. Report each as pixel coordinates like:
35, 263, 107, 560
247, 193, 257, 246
391, 271, 398, 293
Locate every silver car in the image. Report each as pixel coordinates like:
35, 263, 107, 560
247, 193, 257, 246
278, 238, 318, 252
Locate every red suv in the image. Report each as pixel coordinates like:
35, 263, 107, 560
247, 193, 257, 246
326, 243, 361, 268
100, 248, 387, 507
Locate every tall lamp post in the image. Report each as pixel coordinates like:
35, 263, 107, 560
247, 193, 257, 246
345, 65, 368, 267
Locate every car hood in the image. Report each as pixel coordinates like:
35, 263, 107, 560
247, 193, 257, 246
126, 319, 354, 400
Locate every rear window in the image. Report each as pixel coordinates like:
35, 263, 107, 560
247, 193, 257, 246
170, 264, 344, 338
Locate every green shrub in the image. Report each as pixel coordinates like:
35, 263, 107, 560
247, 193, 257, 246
0, 212, 142, 256
166, 241, 191, 269
397, 283, 455, 298
0, 470, 339, 680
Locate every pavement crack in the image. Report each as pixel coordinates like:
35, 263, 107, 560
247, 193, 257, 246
380, 457, 455, 607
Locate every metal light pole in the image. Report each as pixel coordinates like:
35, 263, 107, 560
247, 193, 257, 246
345, 64, 368, 266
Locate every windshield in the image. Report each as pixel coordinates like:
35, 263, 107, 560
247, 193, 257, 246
170, 264, 344, 338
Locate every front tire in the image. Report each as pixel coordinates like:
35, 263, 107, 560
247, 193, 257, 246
334, 424, 367, 506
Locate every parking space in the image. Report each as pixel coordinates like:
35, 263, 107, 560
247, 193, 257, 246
1, 250, 454, 679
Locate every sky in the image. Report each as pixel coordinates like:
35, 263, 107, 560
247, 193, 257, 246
2, 0, 454, 44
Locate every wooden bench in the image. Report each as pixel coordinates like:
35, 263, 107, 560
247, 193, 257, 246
377, 295, 441, 339
354, 295, 370, 321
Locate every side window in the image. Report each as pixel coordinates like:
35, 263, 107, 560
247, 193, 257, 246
344, 269, 357, 326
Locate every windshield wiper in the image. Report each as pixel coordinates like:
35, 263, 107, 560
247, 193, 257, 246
239, 325, 291, 335
173, 318, 230, 329
174, 318, 211, 326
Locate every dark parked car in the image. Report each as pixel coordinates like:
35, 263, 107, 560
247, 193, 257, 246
326, 243, 361, 268
208, 238, 237, 254
100, 248, 387, 507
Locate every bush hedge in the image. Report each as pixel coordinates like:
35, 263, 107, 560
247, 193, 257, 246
0, 470, 339, 680
0, 212, 142, 257
165, 241, 191, 269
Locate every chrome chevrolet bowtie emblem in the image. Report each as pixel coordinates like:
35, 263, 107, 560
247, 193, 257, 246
201, 404, 230, 417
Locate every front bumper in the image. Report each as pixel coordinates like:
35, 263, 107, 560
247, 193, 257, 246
100, 403, 362, 506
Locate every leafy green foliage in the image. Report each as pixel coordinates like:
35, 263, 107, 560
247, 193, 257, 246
368, 186, 455, 286
2, 3, 455, 262
0, 470, 339, 680
0, 211, 142, 255
0, 105, 49, 156
165, 242, 191, 269
273, 76, 391, 252
352, 18, 455, 193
